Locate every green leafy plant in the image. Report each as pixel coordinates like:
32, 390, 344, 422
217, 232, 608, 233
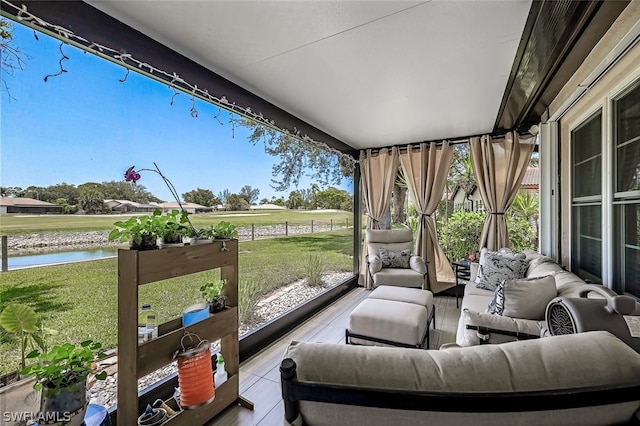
214, 221, 238, 239
200, 279, 227, 312
0, 303, 57, 374
159, 209, 190, 243
188, 224, 216, 240
21, 340, 107, 392
303, 253, 324, 286
108, 209, 164, 249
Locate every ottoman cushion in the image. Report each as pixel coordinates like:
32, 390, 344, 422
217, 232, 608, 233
368, 286, 433, 315
348, 298, 428, 347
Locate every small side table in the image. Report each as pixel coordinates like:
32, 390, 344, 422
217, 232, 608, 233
452, 262, 471, 308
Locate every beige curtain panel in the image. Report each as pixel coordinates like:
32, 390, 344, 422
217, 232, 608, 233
358, 147, 400, 288
400, 142, 455, 293
470, 132, 535, 251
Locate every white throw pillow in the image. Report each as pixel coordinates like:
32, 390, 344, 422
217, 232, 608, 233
493, 275, 556, 320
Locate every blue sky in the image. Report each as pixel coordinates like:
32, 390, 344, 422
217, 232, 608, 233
1, 22, 352, 203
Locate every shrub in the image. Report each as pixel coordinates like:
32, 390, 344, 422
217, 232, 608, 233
437, 211, 485, 262
437, 210, 537, 262
303, 253, 324, 286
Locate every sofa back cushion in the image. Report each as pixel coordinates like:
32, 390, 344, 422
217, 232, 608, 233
493, 275, 557, 320
286, 331, 640, 393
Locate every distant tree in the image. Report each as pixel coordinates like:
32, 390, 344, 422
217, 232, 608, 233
24, 186, 47, 201
182, 188, 219, 207
272, 197, 286, 207
510, 191, 540, 246
47, 183, 80, 205
218, 189, 230, 205
315, 187, 352, 210
239, 119, 353, 191
1, 186, 24, 197
392, 168, 407, 225
239, 185, 260, 205
225, 194, 249, 211
101, 181, 160, 203
259, 198, 269, 205
78, 188, 105, 214
287, 191, 305, 209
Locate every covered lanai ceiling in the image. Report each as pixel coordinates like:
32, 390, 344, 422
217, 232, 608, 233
3, 1, 629, 153
88, 0, 529, 149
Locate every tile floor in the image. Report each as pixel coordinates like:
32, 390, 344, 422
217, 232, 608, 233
207, 286, 461, 425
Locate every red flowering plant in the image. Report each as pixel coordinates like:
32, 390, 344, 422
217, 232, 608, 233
109, 163, 197, 249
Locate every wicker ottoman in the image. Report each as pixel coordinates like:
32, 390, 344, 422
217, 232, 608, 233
346, 286, 435, 349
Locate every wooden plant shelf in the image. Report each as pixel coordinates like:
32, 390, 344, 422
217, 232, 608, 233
117, 240, 252, 425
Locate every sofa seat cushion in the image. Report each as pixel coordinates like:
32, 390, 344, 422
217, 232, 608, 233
460, 309, 545, 346
372, 268, 424, 288
286, 331, 640, 393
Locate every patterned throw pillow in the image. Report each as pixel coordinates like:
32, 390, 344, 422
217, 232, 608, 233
475, 248, 525, 284
476, 253, 528, 292
378, 248, 411, 269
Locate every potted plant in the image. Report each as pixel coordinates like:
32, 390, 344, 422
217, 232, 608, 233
21, 340, 107, 426
109, 209, 164, 250
158, 209, 190, 247
188, 225, 215, 245
200, 279, 227, 313
214, 221, 238, 239
0, 304, 56, 426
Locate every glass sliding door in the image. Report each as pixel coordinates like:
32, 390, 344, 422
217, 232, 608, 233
571, 111, 602, 283
613, 82, 640, 297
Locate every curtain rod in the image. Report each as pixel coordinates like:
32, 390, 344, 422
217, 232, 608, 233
364, 126, 539, 155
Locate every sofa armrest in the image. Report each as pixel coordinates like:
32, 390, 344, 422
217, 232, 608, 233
367, 255, 382, 274
409, 255, 427, 275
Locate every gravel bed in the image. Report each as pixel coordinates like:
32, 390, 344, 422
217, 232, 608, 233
4, 225, 346, 254
88, 271, 353, 409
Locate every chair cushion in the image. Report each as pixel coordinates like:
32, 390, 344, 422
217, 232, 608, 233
372, 268, 424, 288
367, 255, 383, 274
379, 248, 411, 268
493, 275, 556, 320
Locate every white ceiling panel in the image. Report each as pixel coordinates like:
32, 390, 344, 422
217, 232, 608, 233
88, 0, 532, 149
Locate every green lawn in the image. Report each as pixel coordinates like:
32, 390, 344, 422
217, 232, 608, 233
0, 209, 354, 235
0, 229, 353, 374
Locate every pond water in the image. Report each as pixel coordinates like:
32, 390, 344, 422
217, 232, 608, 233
7, 248, 118, 270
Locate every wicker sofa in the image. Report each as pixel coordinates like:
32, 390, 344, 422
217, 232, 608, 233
280, 331, 640, 425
